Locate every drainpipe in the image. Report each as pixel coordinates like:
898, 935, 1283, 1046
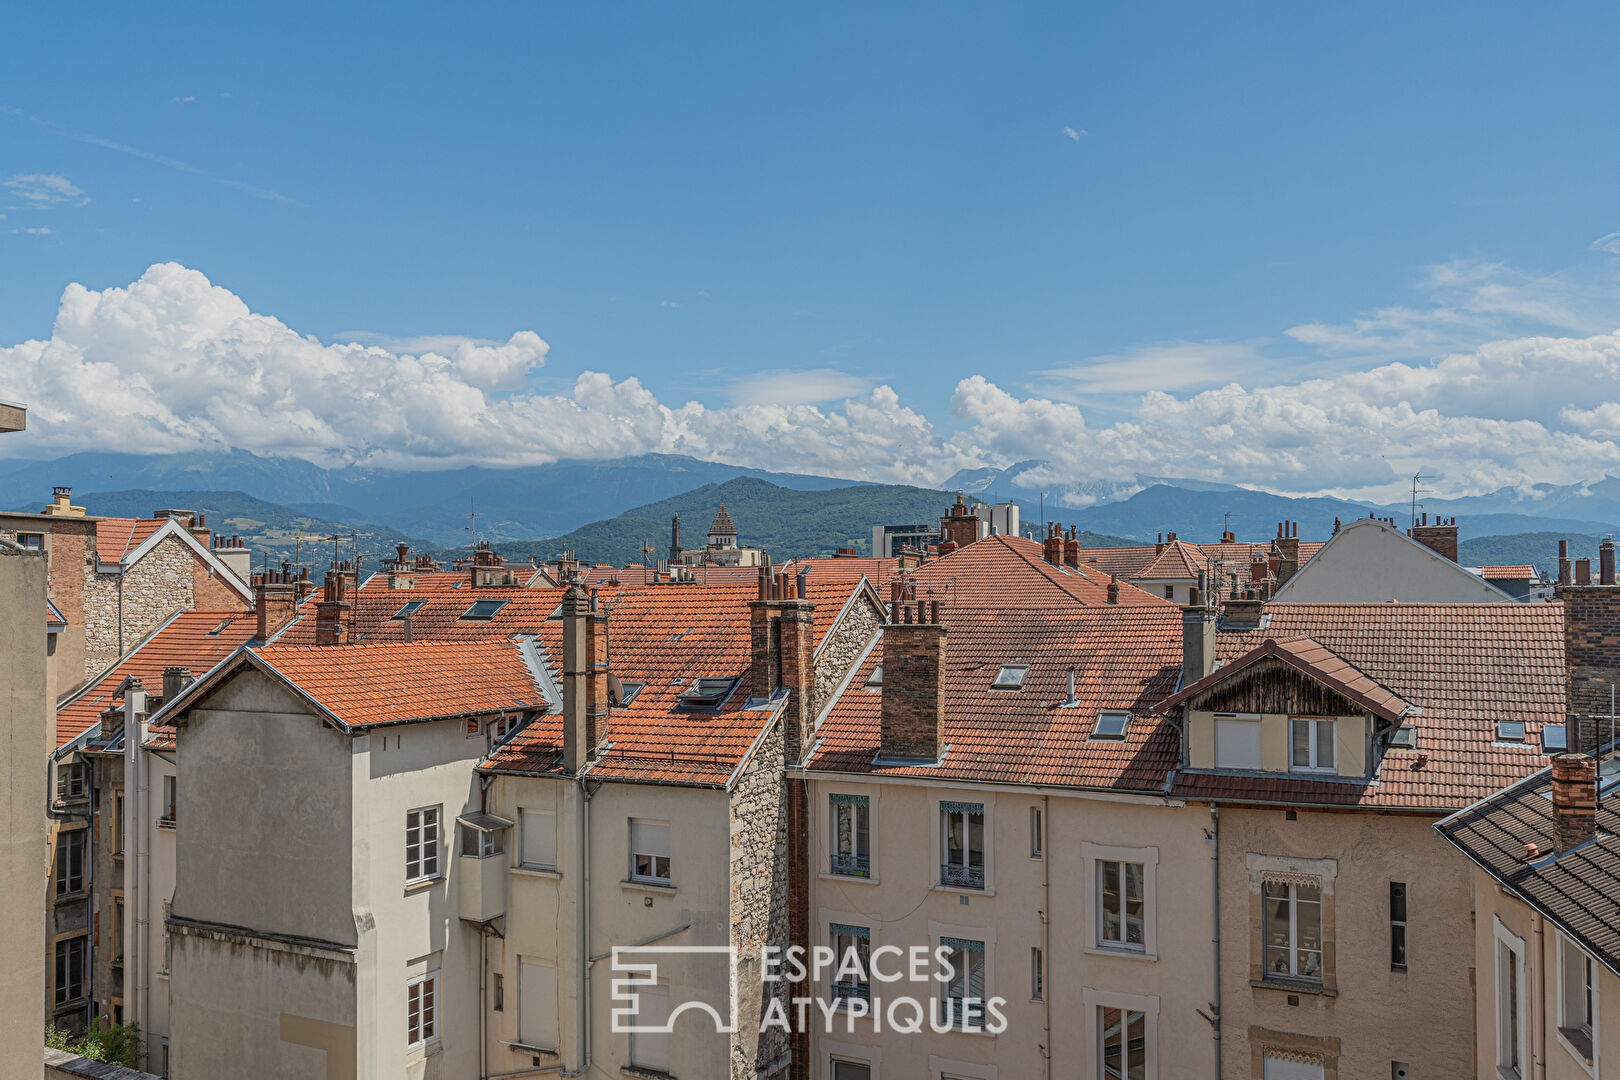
564, 777, 594, 1076
1206, 805, 1222, 1079
123, 683, 149, 1066
1040, 794, 1052, 1080
1534, 912, 1547, 1079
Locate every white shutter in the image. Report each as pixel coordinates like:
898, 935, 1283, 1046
628, 983, 671, 1070
1214, 716, 1262, 769
629, 819, 670, 858
1263, 1058, 1324, 1080
521, 810, 556, 869
518, 960, 557, 1050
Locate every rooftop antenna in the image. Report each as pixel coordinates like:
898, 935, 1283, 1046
642, 540, 654, 585
1409, 471, 1430, 531
465, 497, 478, 549
1222, 510, 1242, 537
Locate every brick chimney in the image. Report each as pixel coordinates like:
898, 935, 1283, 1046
1602, 538, 1616, 586
1550, 753, 1597, 851
897, 546, 925, 572
1042, 523, 1065, 567
314, 566, 354, 646
1182, 593, 1217, 684
1557, 573, 1620, 754
1106, 576, 1119, 605
749, 565, 781, 699
561, 583, 610, 773
253, 568, 300, 642
1063, 527, 1081, 569
161, 666, 193, 706
939, 495, 979, 551
1559, 539, 1573, 587
1409, 514, 1460, 562
778, 592, 816, 763
1578, 558, 1593, 586
1221, 597, 1265, 630
1275, 522, 1301, 584
880, 601, 946, 761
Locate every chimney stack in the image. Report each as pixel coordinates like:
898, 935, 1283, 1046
879, 604, 946, 761
1275, 522, 1301, 584
162, 666, 193, 705
1042, 523, 1065, 567
1106, 576, 1119, 605
1409, 516, 1460, 562
1578, 558, 1593, 586
1602, 539, 1616, 586
1182, 592, 1217, 683
1063, 527, 1081, 569
253, 568, 300, 642
777, 593, 816, 762
939, 495, 980, 552
561, 584, 609, 772
1550, 753, 1598, 851
1559, 539, 1573, 586
43, 485, 86, 517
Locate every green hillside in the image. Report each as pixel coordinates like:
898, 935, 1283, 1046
1458, 532, 1599, 575
470, 476, 1136, 565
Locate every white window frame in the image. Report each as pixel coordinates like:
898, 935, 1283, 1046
56, 761, 87, 801
1262, 878, 1324, 983
1495, 916, 1528, 1078
405, 806, 443, 884
1029, 805, 1043, 859
829, 922, 871, 1007
936, 798, 989, 892
519, 808, 558, 872
1093, 710, 1131, 741
1083, 987, 1159, 1080
823, 1040, 880, 1080
406, 971, 438, 1049
1557, 929, 1599, 1071
629, 818, 672, 886
1213, 712, 1262, 770
1289, 716, 1337, 774
830, 793, 872, 878
1082, 843, 1159, 959
929, 920, 997, 1032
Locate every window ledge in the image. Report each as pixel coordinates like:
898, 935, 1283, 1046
511, 865, 562, 880
622, 879, 677, 895
622, 1067, 677, 1080
403, 876, 442, 894
1556, 1027, 1595, 1070
1251, 977, 1335, 998
506, 1041, 559, 1057
820, 871, 880, 886
1084, 945, 1157, 963
53, 890, 88, 904
931, 883, 995, 897
1497, 1068, 1526, 1080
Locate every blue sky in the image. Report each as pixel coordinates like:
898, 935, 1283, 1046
5, 3, 1620, 499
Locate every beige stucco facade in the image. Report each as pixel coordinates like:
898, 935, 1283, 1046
802, 775, 1218, 1080
1271, 518, 1511, 604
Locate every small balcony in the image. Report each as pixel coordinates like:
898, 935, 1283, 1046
830, 853, 870, 878
456, 812, 512, 923
940, 863, 984, 889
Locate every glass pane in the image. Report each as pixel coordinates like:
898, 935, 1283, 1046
1101, 862, 1122, 942
1100, 1006, 1123, 1079
835, 804, 853, 856
1125, 1010, 1146, 1080
968, 814, 984, 867
946, 813, 964, 864
1316, 721, 1335, 767
1292, 720, 1311, 766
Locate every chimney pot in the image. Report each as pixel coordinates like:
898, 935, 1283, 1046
1106, 576, 1119, 605
162, 666, 194, 704
1578, 558, 1593, 586
1601, 538, 1616, 585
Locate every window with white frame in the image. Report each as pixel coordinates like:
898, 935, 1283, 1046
56, 761, 86, 802
1213, 713, 1262, 769
55, 828, 86, 896
1497, 921, 1527, 1077
161, 774, 177, 823
629, 982, 671, 1070
405, 807, 442, 883
518, 959, 557, 1050
630, 819, 671, 885
17, 532, 43, 550
1263, 879, 1323, 982
940, 801, 985, 889
1559, 932, 1597, 1061
939, 937, 987, 1028
1093, 710, 1131, 740
1099, 860, 1145, 951
1099, 1004, 1146, 1079
520, 809, 557, 870
1289, 717, 1336, 773
1030, 805, 1043, 859
830, 794, 870, 877
460, 821, 503, 858
830, 923, 871, 1005
406, 971, 437, 1048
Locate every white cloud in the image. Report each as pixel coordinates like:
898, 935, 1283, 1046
15, 226, 51, 235
4, 173, 87, 209
1040, 341, 1269, 396
172, 95, 196, 104
1592, 231, 1620, 256
1062, 126, 1087, 141
728, 368, 874, 407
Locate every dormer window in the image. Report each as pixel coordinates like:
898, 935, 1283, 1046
1496, 720, 1527, 743
677, 677, 738, 710
1092, 711, 1130, 741
1289, 717, 1336, 774
461, 599, 508, 621
392, 600, 428, 620
1541, 724, 1568, 753
991, 665, 1028, 691
1388, 723, 1417, 749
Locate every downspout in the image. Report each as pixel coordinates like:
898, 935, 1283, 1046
1207, 805, 1222, 1080
564, 777, 593, 1076
1534, 913, 1547, 1079
125, 685, 149, 1068
1041, 794, 1052, 1080
481, 928, 487, 1080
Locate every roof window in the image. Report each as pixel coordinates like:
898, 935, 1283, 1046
207, 618, 234, 636
1540, 724, 1567, 753
1495, 720, 1526, 743
392, 600, 428, 620
1388, 723, 1417, 749
460, 599, 509, 621
1092, 710, 1130, 740
864, 664, 883, 691
610, 677, 645, 708
991, 665, 1029, 691
677, 677, 738, 710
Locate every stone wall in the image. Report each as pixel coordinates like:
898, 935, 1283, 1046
811, 591, 883, 720
728, 720, 790, 1080
83, 536, 199, 678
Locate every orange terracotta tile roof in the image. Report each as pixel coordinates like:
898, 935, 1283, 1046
1071, 539, 1329, 581
94, 517, 166, 564
251, 639, 549, 729
805, 605, 1186, 790
275, 584, 578, 647
905, 534, 1171, 608
1157, 636, 1414, 723
55, 610, 259, 749
779, 556, 902, 587
1134, 539, 1206, 581
1072, 546, 1160, 577
1169, 602, 1566, 810
1478, 565, 1536, 580
46, 600, 66, 628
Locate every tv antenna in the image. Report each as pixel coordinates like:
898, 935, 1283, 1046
1409, 471, 1431, 529
465, 498, 478, 547
1222, 510, 1242, 536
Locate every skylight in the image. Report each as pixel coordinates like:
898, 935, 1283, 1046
991, 665, 1028, 690
460, 599, 509, 621
207, 618, 234, 636
1388, 723, 1417, 749
864, 664, 883, 690
611, 679, 645, 707
677, 677, 738, 709
1092, 711, 1130, 740
1541, 724, 1567, 753
392, 600, 428, 620
1496, 720, 1526, 743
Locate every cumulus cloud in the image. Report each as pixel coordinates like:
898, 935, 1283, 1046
728, 369, 875, 407
1039, 341, 1269, 396
4, 173, 87, 209
1062, 126, 1086, 141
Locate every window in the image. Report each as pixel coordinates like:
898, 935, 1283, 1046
831, 1062, 871, 1080
405, 807, 442, 883
1543, 724, 1569, 753
864, 664, 883, 690
113, 897, 125, 961
677, 676, 738, 709
1031, 947, 1044, 1001
406, 972, 437, 1048
1262, 1058, 1324, 1080
1290, 718, 1336, 773
1100, 1004, 1146, 1079
1389, 722, 1417, 749
830, 794, 870, 877
1163, 585, 1175, 600
392, 600, 427, 620
520, 810, 557, 870
54, 937, 86, 1006
940, 802, 985, 889
1213, 714, 1262, 769
55, 829, 85, 896
112, 791, 124, 855
460, 822, 503, 858
1389, 882, 1407, 970
1559, 932, 1596, 1060
465, 717, 482, 737
830, 923, 870, 1005
1093, 711, 1131, 741
492, 972, 503, 1012
1099, 860, 1146, 950
519, 960, 557, 1050
1497, 924, 1526, 1076
991, 665, 1028, 690
628, 982, 670, 1070
460, 599, 509, 620
1030, 805, 1043, 859
939, 937, 986, 1028
17, 532, 43, 550
160, 774, 176, 823
1263, 879, 1323, 982
630, 819, 671, 884
1497, 720, 1527, 743
56, 761, 86, 801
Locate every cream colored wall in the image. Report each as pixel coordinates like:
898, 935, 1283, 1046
1271, 519, 1509, 603
139, 751, 177, 1073
1218, 808, 1475, 1079
804, 777, 1216, 1080
0, 546, 48, 1080
485, 772, 737, 1078
1187, 710, 1369, 779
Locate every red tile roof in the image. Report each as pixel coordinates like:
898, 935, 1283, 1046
1156, 636, 1414, 723
251, 639, 549, 729
94, 517, 165, 564
1169, 602, 1566, 810
1134, 539, 1206, 581
780, 556, 903, 587
805, 605, 1186, 790
906, 534, 1171, 608
1479, 565, 1536, 580
55, 610, 258, 749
